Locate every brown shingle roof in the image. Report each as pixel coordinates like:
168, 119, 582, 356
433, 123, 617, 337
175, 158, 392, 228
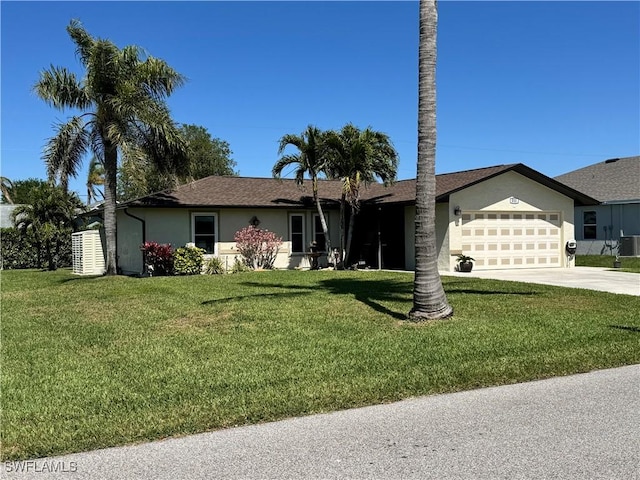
124, 176, 344, 209
121, 163, 598, 209
554, 156, 640, 203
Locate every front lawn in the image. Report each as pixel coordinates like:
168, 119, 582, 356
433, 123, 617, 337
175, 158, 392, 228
576, 254, 640, 273
2, 269, 639, 460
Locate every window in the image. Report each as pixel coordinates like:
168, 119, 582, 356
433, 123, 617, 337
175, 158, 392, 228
583, 211, 597, 239
289, 214, 305, 253
313, 214, 327, 251
192, 213, 217, 254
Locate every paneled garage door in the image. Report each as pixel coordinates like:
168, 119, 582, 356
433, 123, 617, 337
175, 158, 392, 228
460, 212, 562, 269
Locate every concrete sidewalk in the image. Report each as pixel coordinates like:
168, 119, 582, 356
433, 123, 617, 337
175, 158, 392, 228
444, 266, 640, 296
4, 365, 639, 480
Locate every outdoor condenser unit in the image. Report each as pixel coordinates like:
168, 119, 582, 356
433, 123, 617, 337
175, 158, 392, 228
72, 230, 106, 275
619, 235, 640, 257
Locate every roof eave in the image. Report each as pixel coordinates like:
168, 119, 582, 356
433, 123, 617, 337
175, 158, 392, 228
509, 164, 600, 206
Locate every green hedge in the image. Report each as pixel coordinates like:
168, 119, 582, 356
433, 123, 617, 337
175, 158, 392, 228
0, 227, 72, 270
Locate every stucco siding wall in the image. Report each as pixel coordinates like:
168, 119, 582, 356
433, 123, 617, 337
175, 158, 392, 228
117, 207, 341, 273
448, 171, 575, 270
218, 208, 340, 269
219, 208, 292, 269
573, 203, 640, 255
574, 204, 640, 240
435, 202, 451, 271
145, 209, 191, 246
116, 209, 145, 274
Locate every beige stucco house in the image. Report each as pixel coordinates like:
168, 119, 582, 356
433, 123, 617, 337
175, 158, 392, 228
114, 164, 597, 275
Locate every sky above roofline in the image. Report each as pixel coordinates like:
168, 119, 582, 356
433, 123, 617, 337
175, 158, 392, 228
2, 1, 638, 202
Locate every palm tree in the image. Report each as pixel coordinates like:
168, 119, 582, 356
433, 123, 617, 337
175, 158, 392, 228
13, 183, 83, 270
86, 157, 105, 205
325, 124, 398, 266
1, 176, 14, 204
408, 0, 453, 320
273, 125, 332, 257
35, 20, 188, 274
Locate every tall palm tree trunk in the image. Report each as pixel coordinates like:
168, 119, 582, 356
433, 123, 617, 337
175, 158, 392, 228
314, 195, 332, 257
409, 0, 453, 320
103, 142, 118, 275
339, 192, 347, 268
345, 205, 357, 266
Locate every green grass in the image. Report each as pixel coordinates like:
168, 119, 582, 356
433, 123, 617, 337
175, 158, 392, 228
2, 268, 639, 460
576, 254, 640, 273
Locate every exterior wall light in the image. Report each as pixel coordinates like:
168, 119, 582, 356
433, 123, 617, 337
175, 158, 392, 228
454, 206, 462, 216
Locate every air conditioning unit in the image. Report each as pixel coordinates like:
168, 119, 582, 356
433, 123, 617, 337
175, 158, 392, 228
619, 235, 640, 257
72, 230, 106, 275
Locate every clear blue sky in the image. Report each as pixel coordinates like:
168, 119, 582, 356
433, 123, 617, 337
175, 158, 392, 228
2, 1, 639, 202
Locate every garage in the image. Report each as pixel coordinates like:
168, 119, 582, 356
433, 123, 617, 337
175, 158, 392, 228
460, 211, 563, 270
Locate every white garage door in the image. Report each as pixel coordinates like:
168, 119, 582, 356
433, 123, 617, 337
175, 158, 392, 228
461, 212, 562, 269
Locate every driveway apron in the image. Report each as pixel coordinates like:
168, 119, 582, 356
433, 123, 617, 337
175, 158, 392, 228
445, 266, 640, 296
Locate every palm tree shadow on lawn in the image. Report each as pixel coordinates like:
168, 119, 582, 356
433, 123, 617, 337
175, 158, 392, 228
318, 277, 540, 321
318, 277, 412, 321
201, 291, 310, 305
233, 278, 410, 320
234, 276, 540, 321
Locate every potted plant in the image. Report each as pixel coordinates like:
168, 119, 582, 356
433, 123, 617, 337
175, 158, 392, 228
613, 255, 621, 269
456, 254, 475, 272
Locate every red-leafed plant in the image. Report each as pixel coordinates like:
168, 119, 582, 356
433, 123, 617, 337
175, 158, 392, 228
141, 241, 174, 276
234, 226, 283, 270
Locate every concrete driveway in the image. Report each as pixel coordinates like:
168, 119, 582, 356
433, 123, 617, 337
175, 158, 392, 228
3, 365, 639, 480
444, 266, 640, 296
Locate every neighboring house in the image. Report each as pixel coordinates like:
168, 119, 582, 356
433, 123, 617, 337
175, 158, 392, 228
555, 156, 640, 256
114, 163, 597, 274
0, 204, 23, 228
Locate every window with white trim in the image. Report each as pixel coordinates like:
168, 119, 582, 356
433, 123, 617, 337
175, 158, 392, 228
192, 213, 217, 254
313, 214, 327, 251
289, 213, 305, 254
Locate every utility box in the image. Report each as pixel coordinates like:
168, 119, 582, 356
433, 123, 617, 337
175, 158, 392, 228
619, 235, 640, 257
72, 230, 106, 275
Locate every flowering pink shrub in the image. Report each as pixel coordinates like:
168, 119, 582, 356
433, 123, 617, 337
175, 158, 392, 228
234, 226, 283, 270
141, 241, 174, 276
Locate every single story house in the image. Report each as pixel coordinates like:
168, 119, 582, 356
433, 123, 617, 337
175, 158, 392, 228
555, 156, 640, 256
114, 163, 597, 274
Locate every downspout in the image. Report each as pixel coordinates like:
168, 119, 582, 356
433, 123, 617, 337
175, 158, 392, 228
124, 208, 146, 274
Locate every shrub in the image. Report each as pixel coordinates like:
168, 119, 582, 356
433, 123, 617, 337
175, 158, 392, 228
204, 256, 225, 275
230, 256, 250, 274
141, 241, 174, 276
173, 245, 205, 275
233, 225, 283, 270
1, 226, 72, 270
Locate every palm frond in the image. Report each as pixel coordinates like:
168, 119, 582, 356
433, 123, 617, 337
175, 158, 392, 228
43, 116, 90, 189
135, 56, 186, 101
86, 157, 105, 204
34, 66, 90, 110
277, 134, 306, 155
1, 176, 14, 204
272, 154, 303, 179
66, 19, 95, 68
86, 40, 120, 100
